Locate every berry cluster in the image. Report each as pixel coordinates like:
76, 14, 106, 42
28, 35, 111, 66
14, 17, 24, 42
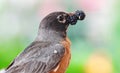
67, 10, 85, 25
67, 15, 78, 25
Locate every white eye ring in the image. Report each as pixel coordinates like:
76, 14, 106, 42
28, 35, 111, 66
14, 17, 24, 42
57, 15, 66, 23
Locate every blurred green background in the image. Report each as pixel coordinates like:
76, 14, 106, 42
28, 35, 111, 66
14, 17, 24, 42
0, 0, 120, 73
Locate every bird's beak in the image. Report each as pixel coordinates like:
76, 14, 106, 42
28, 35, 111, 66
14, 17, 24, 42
68, 12, 75, 16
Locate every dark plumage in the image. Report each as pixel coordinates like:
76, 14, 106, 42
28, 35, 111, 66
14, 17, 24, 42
5, 10, 85, 73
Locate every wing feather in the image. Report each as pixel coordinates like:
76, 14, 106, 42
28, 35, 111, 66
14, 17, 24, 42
6, 41, 65, 73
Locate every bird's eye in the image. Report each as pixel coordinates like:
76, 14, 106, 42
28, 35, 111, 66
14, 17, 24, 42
57, 14, 66, 23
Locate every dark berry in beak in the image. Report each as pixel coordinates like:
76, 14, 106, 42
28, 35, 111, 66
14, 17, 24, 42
75, 10, 85, 20
67, 15, 78, 25
67, 10, 85, 25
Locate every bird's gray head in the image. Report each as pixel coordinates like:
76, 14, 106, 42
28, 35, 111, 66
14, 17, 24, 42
36, 10, 85, 42
39, 10, 85, 32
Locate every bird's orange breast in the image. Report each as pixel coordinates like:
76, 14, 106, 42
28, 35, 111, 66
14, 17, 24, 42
50, 37, 71, 73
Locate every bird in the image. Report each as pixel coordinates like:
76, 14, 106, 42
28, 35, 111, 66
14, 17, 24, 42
5, 10, 85, 73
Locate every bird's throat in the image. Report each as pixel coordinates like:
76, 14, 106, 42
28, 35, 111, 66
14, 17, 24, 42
35, 29, 67, 42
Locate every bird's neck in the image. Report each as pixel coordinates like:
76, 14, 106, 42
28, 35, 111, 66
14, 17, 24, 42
35, 28, 67, 43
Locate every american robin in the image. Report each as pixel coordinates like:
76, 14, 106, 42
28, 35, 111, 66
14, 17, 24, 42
5, 10, 85, 73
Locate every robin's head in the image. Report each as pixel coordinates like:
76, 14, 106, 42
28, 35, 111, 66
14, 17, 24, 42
39, 10, 85, 32
37, 10, 85, 41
